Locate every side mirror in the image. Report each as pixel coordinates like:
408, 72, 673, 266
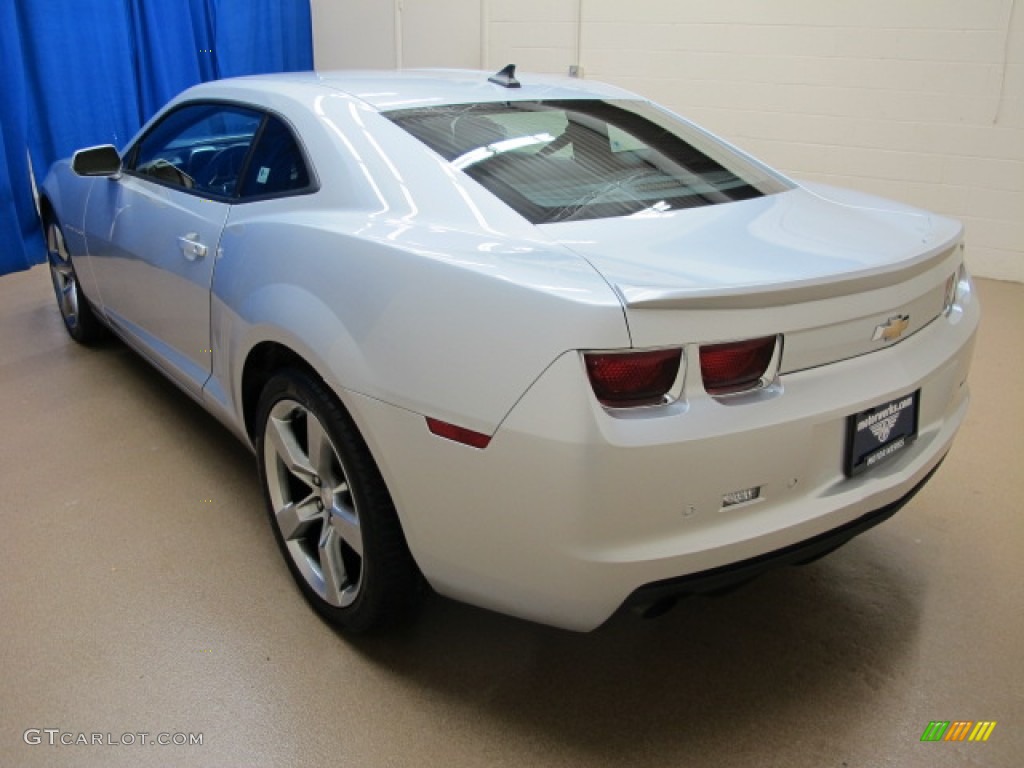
71, 144, 122, 177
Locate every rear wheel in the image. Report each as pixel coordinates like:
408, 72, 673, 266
256, 369, 420, 633
45, 216, 105, 343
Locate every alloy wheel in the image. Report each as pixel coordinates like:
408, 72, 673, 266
46, 221, 80, 329
262, 398, 364, 608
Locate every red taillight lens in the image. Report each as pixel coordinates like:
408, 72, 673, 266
699, 336, 777, 395
584, 349, 682, 407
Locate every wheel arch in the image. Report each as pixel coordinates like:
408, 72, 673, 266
237, 340, 418, 554
38, 194, 55, 225
239, 339, 387, 468
241, 341, 321, 442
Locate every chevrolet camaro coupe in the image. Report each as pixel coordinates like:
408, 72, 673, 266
41, 67, 979, 632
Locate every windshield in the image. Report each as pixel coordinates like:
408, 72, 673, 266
385, 99, 792, 224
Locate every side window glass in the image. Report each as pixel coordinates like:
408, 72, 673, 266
239, 116, 311, 199
129, 104, 263, 197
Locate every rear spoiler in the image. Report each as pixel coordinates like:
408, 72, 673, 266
614, 240, 962, 310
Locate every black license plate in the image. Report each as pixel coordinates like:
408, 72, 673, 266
845, 391, 919, 477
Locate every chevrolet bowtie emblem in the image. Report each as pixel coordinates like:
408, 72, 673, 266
872, 314, 911, 342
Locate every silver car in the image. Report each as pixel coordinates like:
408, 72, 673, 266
41, 68, 979, 632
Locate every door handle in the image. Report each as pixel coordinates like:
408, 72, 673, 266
178, 234, 208, 261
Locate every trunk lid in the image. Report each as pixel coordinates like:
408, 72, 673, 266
541, 184, 962, 373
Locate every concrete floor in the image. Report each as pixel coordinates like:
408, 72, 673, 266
1, 266, 1021, 768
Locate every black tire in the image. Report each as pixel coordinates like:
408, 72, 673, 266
45, 215, 106, 344
255, 368, 420, 633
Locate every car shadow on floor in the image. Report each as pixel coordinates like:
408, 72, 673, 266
347, 532, 923, 763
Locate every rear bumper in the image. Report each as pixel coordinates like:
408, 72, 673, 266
625, 455, 943, 608
349, 289, 978, 631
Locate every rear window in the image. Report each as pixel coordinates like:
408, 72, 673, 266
385, 99, 791, 224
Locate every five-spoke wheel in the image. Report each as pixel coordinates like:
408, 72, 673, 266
256, 369, 419, 632
45, 217, 104, 343
263, 398, 365, 608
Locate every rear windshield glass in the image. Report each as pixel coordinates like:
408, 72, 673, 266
385, 99, 792, 224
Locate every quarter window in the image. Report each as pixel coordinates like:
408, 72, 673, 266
239, 116, 311, 198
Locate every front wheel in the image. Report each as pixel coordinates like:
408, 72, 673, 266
256, 369, 420, 633
45, 216, 105, 343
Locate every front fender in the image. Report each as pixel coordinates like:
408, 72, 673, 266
41, 160, 105, 304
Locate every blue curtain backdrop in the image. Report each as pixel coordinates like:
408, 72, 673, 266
0, 0, 312, 276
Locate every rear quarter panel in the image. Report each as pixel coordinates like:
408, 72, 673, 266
210, 204, 629, 439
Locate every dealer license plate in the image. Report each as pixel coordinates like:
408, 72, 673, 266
845, 391, 919, 477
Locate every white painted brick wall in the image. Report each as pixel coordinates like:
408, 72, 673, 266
311, 0, 396, 69
312, 0, 1024, 280
401, 0, 482, 69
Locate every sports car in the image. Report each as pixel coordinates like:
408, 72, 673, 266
40, 66, 979, 632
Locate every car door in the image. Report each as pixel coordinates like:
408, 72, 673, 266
84, 103, 264, 395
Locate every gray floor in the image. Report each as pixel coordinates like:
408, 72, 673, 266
2, 267, 1021, 768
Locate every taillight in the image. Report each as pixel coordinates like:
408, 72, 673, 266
584, 349, 682, 407
944, 262, 972, 316
699, 336, 777, 395
943, 271, 958, 314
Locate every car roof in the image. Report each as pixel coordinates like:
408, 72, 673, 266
206, 68, 642, 111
